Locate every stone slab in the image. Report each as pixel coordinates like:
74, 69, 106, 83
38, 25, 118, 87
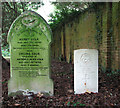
7, 11, 53, 96
74, 49, 98, 94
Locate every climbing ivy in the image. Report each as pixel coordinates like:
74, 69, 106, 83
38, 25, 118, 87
92, 3, 105, 48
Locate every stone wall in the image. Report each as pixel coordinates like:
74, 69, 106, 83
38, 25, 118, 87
51, 3, 120, 72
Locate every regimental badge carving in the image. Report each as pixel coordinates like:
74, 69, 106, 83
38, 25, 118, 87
80, 53, 90, 63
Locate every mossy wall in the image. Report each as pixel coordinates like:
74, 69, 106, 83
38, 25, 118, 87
51, 3, 120, 72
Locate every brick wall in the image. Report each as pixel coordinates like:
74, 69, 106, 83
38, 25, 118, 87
51, 3, 120, 72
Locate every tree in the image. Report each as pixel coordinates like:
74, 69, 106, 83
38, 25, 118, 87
48, 2, 92, 30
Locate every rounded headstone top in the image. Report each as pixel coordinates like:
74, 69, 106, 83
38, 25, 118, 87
7, 11, 52, 43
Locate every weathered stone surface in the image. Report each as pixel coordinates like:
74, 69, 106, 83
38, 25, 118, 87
7, 11, 53, 95
74, 49, 98, 94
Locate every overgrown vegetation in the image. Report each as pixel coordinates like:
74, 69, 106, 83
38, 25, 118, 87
48, 2, 106, 31
48, 2, 92, 31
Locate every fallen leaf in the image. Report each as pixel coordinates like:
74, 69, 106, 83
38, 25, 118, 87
14, 103, 21, 106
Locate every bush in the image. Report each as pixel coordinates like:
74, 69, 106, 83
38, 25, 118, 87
1, 45, 10, 57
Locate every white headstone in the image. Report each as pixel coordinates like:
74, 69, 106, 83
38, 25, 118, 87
74, 49, 98, 94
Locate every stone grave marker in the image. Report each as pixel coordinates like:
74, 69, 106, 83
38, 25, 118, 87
7, 11, 53, 96
74, 49, 98, 94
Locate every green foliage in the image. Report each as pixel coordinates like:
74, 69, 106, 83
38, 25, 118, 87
1, 45, 10, 57
107, 70, 120, 76
99, 65, 120, 75
94, 3, 106, 48
48, 2, 107, 32
67, 101, 70, 106
48, 2, 92, 31
28, 2, 43, 10
66, 101, 85, 106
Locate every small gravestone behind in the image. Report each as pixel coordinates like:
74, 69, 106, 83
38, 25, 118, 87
74, 49, 98, 94
7, 11, 53, 96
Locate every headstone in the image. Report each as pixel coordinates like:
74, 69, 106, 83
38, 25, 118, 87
7, 11, 53, 96
74, 49, 98, 94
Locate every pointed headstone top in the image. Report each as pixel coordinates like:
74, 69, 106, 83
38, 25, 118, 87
7, 11, 52, 44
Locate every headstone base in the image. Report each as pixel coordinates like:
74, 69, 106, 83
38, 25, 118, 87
8, 77, 53, 96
